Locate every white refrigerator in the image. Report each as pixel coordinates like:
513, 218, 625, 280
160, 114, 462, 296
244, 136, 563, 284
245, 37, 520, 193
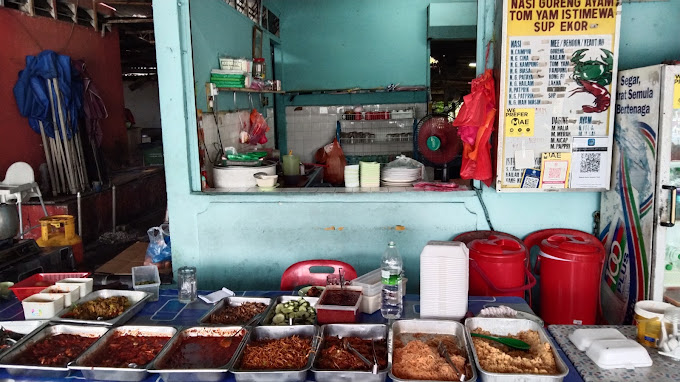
599, 64, 680, 324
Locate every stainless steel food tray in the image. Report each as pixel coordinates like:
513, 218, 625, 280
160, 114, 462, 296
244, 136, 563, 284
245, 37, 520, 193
51, 289, 151, 326
231, 324, 319, 382
0, 324, 109, 378
199, 296, 273, 326
389, 319, 477, 382
262, 296, 319, 325
70, 325, 177, 381
464, 317, 568, 382
0, 320, 48, 359
148, 326, 249, 382
312, 323, 388, 382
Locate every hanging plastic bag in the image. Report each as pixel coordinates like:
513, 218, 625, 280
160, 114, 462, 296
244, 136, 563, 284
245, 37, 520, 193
452, 69, 497, 186
245, 109, 270, 145
145, 225, 172, 271
315, 138, 346, 185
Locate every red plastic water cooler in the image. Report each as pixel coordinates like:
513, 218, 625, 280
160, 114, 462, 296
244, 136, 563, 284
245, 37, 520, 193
524, 229, 605, 325
467, 234, 535, 298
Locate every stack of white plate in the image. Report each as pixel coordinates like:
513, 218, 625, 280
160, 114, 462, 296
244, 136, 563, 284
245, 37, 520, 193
381, 167, 421, 187
344, 165, 359, 187
359, 162, 380, 187
420, 241, 469, 320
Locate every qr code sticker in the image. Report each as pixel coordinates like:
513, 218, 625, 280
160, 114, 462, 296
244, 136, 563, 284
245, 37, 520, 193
580, 153, 601, 173
522, 176, 539, 188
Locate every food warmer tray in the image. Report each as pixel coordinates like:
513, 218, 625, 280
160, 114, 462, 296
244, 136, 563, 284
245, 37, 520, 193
51, 289, 151, 326
0, 324, 109, 378
0, 320, 48, 359
311, 323, 388, 382
148, 326, 249, 382
70, 325, 178, 381
262, 295, 319, 326
230, 324, 319, 382
198, 296, 274, 326
389, 319, 477, 382
464, 317, 568, 382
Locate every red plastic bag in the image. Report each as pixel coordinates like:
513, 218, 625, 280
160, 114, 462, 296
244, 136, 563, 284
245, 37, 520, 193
315, 139, 346, 185
453, 69, 496, 186
240, 109, 270, 145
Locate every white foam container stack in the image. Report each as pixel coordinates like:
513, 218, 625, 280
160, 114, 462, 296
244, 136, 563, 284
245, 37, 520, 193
351, 269, 408, 314
419, 241, 469, 320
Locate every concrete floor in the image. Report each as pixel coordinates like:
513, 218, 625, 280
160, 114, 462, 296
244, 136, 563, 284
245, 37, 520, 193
77, 206, 166, 272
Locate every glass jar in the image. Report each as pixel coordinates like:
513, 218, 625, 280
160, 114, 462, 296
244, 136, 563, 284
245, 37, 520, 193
253, 58, 265, 80
178, 266, 197, 303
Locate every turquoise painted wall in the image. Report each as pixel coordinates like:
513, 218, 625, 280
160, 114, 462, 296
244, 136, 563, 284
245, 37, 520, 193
617, 0, 680, 70
190, 0, 277, 111
273, 0, 476, 91
155, 0, 679, 292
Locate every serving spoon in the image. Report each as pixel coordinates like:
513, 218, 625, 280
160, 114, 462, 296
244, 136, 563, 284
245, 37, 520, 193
469, 332, 530, 350
437, 341, 465, 381
343, 338, 375, 371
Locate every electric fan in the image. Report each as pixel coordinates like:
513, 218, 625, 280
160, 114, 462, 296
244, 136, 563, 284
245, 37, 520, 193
414, 115, 463, 181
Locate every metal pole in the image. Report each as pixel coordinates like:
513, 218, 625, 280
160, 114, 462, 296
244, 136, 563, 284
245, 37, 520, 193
77, 192, 82, 237
112, 184, 116, 233
37, 121, 58, 196
51, 79, 77, 194
47, 79, 75, 193
45, 81, 67, 193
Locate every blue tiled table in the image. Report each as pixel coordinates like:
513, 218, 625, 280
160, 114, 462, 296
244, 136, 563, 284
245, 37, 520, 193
0, 290, 583, 382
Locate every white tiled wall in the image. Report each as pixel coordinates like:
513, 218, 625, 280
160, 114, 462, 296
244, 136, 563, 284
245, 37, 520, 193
285, 103, 427, 163
202, 107, 275, 162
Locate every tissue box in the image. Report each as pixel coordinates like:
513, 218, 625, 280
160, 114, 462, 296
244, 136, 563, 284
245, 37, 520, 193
40, 285, 80, 306
22, 293, 65, 319
56, 278, 93, 298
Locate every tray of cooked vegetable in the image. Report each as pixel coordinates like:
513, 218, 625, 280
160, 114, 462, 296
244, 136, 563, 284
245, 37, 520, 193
231, 325, 318, 382
389, 319, 476, 382
0, 324, 109, 378
199, 297, 273, 325
312, 324, 388, 382
69, 325, 177, 381
464, 318, 567, 382
263, 296, 317, 326
149, 326, 248, 382
50, 290, 151, 326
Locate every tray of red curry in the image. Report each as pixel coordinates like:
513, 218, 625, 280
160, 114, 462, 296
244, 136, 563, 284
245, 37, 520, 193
0, 324, 109, 378
148, 326, 249, 382
69, 325, 177, 381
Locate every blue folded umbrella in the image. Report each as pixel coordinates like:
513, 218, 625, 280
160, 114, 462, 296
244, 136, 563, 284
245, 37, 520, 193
13, 50, 84, 140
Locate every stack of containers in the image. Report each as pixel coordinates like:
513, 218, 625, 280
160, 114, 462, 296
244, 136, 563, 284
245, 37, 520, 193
359, 161, 380, 187
351, 269, 407, 314
344, 165, 359, 187
419, 241, 469, 320
210, 69, 249, 88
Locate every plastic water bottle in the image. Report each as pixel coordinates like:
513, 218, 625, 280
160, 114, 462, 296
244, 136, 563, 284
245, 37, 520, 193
381, 241, 403, 319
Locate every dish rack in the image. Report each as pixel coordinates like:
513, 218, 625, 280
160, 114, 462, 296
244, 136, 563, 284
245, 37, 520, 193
340, 109, 414, 121
338, 107, 415, 156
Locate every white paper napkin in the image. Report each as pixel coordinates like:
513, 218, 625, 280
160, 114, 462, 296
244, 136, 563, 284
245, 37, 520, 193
198, 287, 236, 304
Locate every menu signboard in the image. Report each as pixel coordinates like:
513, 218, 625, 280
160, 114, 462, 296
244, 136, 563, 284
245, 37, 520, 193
495, 0, 622, 191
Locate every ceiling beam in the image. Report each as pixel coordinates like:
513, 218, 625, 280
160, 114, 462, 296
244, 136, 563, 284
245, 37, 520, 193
105, 18, 152, 23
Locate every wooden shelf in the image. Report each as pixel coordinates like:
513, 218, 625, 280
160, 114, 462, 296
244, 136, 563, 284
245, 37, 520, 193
217, 87, 284, 94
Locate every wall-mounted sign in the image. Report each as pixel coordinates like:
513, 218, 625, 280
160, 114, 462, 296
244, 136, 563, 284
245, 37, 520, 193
495, 0, 622, 192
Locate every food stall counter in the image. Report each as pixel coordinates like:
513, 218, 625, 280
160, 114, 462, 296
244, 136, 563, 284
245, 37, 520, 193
0, 290, 584, 382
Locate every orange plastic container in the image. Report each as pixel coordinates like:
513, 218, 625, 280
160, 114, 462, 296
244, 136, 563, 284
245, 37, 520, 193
10, 272, 91, 301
